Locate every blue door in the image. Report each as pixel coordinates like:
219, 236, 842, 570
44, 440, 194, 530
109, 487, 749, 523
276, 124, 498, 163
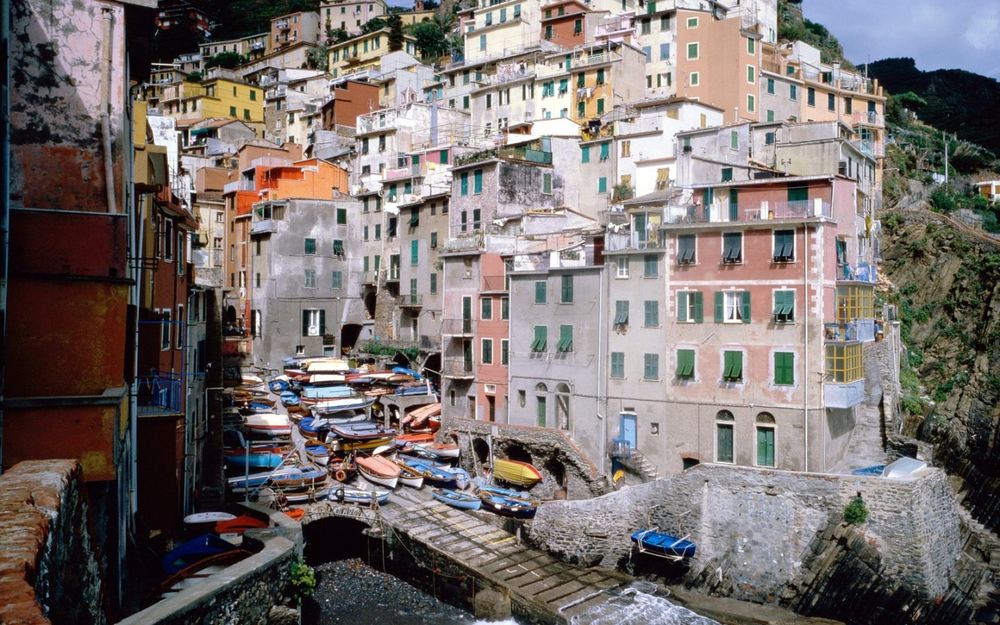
619, 413, 637, 449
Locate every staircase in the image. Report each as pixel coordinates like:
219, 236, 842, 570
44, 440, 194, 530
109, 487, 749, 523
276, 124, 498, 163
614, 447, 658, 482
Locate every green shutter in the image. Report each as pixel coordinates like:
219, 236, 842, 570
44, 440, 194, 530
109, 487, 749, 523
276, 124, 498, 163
611, 352, 624, 377
440, 149, 448, 164
558, 325, 573, 352
481, 297, 492, 319
460, 172, 468, 195
787, 187, 808, 204
677, 349, 694, 377
410, 239, 419, 265
337, 208, 347, 224
714, 291, 724, 323
474, 169, 483, 194
775, 352, 794, 385
532, 325, 547, 352
678, 291, 689, 322
757, 428, 774, 466
483, 339, 493, 364
581, 146, 590, 163
741, 291, 751, 323
561, 275, 573, 302
600, 142, 610, 160
693, 292, 704, 323
644, 353, 658, 380
319, 309, 326, 335
598, 177, 607, 193
644, 300, 658, 326
535, 280, 546, 304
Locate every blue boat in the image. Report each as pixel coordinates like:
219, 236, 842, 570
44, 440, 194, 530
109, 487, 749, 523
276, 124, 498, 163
226, 466, 315, 492
392, 366, 423, 380
630, 529, 697, 560
301, 385, 356, 400
280, 391, 299, 406
223, 451, 285, 470
479, 491, 537, 518
298, 417, 327, 438
269, 379, 290, 393
161, 534, 237, 574
432, 488, 481, 511
399, 456, 468, 488
329, 486, 391, 505
851, 464, 886, 476
477, 482, 534, 500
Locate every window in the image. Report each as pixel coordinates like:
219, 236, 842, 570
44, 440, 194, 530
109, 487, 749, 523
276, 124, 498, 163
717, 290, 750, 323
643, 254, 658, 277
643, 301, 659, 327
534, 280, 546, 304
687, 16, 698, 28
747, 65, 755, 84
304, 237, 316, 254
690, 72, 699, 86
671, 348, 695, 379
722, 350, 743, 382
485, 93, 492, 109
430, 272, 438, 294
721, 167, 733, 182
160, 309, 171, 350
479, 34, 486, 51
844, 97, 853, 114
410, 239, 418, 266
641, 19, 651, 35
596, 98, 605, 114
560, 275, 573, 302
773, 229, 794, 262
472, 169, 483, 194
161, 218, 174, 261
460, 172, 468, 195
747, 37, 756, 54
767, 77, 775, 94
599, 142, 610, 161
596, 68, 605, 85
677, 290, 703, 323
716, 410, 734, 462
722, 232, 742, 263
557, 325, 573, 352
807, 87, 815, 106
613, 300, 629, 326
577, 101, 586, 118
598, 177, 608, 193
687, 42, 699, 60
747, 94, 755, 112
531, 326, 549, 352
828, 93, 835, 111
610, 352, 625, 378
481, 297, 493, 320
302, 309, 324, 336
463, 95, 470, 109
642, 46, 651, 62
304, 269, 316, 288
229, 105, 237, 117
773, 290, 795, 323
581, 146, 590, 163
363, 225, 369, 241
660, 43, 670, 60
336, 208, 347, 224
536, 384, 547, 426
332, 271, 343, 289
243, 109, 250, 121
660, 14, 670, 30
643, 353, 659, 380
766, 131, 775, 144
542, 173, 553, 195
774, 352, 794, 385
756, 413, 775, 467
482, 338, 493, 364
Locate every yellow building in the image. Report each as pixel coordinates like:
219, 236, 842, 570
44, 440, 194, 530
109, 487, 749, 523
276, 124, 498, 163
160, 77, 265, 132
327, 28, 418, 78
397, 9, 436, 26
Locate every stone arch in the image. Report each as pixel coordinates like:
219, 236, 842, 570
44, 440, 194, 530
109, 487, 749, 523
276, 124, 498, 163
717, 409, 735, 421
472, 437, 490, 465
555, 382, 570, 430
543, 454, 567, 489
502, 441, 532, 464
756, 411, 775, 424
302, 515, 371, 563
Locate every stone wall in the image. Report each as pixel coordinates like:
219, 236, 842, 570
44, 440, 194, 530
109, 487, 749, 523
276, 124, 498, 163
0, 460, 105, 625
527, 463, 964, 605
443, 416, 609, 499
117, 505, 302, 625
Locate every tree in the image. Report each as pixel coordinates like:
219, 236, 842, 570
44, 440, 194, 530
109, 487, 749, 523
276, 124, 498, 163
186, 70, 203, 82
204, 51, 246, 69
409, 21, 449, 60
325, 27, 350, 45
388, 14, 404, 52
360, 16, 389, 34
306, 44, 329, 71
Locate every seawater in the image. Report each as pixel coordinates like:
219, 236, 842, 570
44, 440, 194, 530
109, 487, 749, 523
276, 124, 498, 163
305, 561, 718, 625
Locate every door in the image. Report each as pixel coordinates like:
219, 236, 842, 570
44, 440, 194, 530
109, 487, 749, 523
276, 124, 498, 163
487, 396, 496, 422
728, 189, 739, 221
756, 427, 775, 467
462, 296, 472, 333
619, 413, 637, 449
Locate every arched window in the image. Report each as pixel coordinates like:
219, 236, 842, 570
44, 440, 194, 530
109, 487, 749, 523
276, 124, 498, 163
755, 412, 776, 467
535, 383, 547, 427
716, 410, 734, 463
555, 383, 571, 430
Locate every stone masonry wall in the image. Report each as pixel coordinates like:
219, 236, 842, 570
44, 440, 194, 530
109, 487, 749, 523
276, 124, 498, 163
443, 416, 609, 499
0, 460, 105, 625
527, 463, 963, 604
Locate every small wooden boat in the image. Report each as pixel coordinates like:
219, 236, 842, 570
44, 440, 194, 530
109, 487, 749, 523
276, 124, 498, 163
244, 413, 292, 438
281, 488, 331, 504
226, 466, 305, 492
161, 534, 237, 574
393, 461, 425, 489
432, 488, 481, 510
479, 490, 537, 518
328, 456, 357, 483
398, 456, 468, 488
330, 420, 396, 441
396, 432, 436, 445
329, 485, 391, 505
311, 396, 376, 415
223, 450, 285, 471
309, 373, 347, 386
280, 391, 300, 407
332, 436, 397, 454
493, 459, 543, 488
478, 482, 537, 501
268, 378, 290, 393
412, 441, 460, 460
630, 528, 697, 560
305, 444, 331, 466
155, 549, 251, 598
428, 415, 441, 431
356, 455, 401, 489
269, 465, 328, 491
215, 515, 268, 534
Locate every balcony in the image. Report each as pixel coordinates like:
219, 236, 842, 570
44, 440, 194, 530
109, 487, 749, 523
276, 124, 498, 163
361, 270, 381, 286
605, 230, 665, 252
850, 139, 884, 159
454, 144, 552, 168
397, 294, 423, 308
852, 111, 884, 128
838, 262, 877, 283
825, 320, 876, 344
442, 356, 475, 379
137, 373, 184, 415
663, 199, 833, 226
442, 318, 474, 336
274, 19, 289, 29
824, 343, 864, 408
251, 219, 278, 235
385, 166, 414, 182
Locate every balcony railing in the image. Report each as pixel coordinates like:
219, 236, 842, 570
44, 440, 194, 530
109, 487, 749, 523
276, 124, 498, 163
442, 318, 474, 335
397, 294, 423, 307
605, 230, 666, 252
662, 200, 833, 225
442, 357, 475, 378
825, 320, 876, 344
251, 219, 278, 235
137, 373, 184, 415
852, 111, 884, 127
839, 262, 877, 283
454, 145, 552, 168
384, 166, 413, 182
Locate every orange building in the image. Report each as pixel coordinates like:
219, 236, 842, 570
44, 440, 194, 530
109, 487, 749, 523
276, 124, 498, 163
540, 0, 590, 49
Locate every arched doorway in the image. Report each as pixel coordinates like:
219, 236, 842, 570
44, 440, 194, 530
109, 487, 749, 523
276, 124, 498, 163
340, 323, 362, 353
472, 437, 490, 466
555, 383, 570, 430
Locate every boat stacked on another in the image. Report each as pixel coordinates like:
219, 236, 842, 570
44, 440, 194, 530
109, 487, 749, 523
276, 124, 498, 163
432, 488, 481, 511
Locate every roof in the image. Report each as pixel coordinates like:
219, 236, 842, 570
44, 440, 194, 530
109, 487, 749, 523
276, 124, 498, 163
632, 96, 725, 112
623, 187, 685, 206
689, 174, 839, 190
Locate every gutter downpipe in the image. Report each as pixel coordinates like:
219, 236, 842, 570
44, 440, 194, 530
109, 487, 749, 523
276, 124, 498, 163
596, 258, 606, 476
0, 0, 11, 474
101, 8, 117, 216
804, 220, 809, 473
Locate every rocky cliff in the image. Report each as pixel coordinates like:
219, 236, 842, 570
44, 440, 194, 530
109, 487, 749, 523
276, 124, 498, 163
879, 207, 1000, 532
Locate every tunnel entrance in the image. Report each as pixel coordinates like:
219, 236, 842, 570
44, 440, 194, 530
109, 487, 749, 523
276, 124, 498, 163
302, 516, 372, 565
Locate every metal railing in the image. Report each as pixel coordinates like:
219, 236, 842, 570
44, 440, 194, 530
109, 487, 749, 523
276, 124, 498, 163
852, 111, 884, 127
662, 200, 833, 225
397, 294, 424, 307
442, 357, 475, 377
441, 318, 474, 335
605, 230, 665, 252
137, 373, 184, 415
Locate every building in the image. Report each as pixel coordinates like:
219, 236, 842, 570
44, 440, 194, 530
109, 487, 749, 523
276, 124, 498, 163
160, 77, 266, 133
155, 0, 213, 35
199, 32, 270, 65
328, 28, 419, 78
271, 11, 321, 51
322, 0, 389, 35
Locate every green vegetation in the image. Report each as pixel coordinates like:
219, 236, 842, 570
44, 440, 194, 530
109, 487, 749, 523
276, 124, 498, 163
289, 559, 316, 602
843, 496, 869, 525
357, 340, 421, 361
204, 51, 248, 69
777, 0, 851, 66
388, 14, 405, 52
928, 186, 1000, 233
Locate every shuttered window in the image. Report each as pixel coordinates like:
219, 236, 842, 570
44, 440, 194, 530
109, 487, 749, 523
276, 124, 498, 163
531, 326, 547, 352
614, 300, 629, 325
610, 352, 624, 378
644, 300, 659, 327
677, 291, 704, 323
717, 423, 734, 463
677, 234, 696, 264
774, 352, 794, 385
773, 290, 795, 323
756, 427, 775, 466
722, 232, 742, 263
773, 229, 794, 262
534, 280, 546, 304
643, 353, 659, 380
557, 325, 573, 352
676, 349, 695, 378
723, 350, 743, 381
560, 275, 573, 303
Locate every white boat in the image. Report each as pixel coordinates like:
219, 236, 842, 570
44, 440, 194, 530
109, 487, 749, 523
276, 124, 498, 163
244, 413, 292, 437
398, 472, 424, 489
183, 512, 235, 525
305, 359, 351, 374
356, 455, 400, 489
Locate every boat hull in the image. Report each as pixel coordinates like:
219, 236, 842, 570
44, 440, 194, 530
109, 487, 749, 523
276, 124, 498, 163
630, 529, 697, 559
432, 488, 481, 510
493, 459, 542, 488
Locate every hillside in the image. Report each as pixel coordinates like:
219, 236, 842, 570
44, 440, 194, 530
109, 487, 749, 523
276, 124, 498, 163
865, 57, 1000, 157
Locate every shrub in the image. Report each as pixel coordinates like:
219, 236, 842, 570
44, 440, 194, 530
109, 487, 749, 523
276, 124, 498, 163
289, 559, 316, 601
844, 496, 869, 525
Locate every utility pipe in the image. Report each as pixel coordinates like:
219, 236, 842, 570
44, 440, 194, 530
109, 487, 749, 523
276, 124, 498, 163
101, 8, 117, 215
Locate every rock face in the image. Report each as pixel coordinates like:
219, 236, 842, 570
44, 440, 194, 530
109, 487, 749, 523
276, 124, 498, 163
879, 209, 1000, 533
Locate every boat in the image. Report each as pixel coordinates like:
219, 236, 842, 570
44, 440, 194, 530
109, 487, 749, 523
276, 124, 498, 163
330, 420, 396, 441
223, 450, 286, 471
280, 391, 300, 407
356, 455, 401, 489
479, 490, 537, 518
308, 373, 347, 386
630, 529, 697, 560
269, 465, 328, 491
183, 511, 236, 526
298, 417, 327, 439
311, 396, 376, 415
215, 515, 268, 534
432, 488, 481, 510
281, 488, 331, 504
493, 459, 543, 488
392, 366, 423, 380
268, 378, 290, 393
331, 436, 397, 454
161, 534, 238, 574
412, 441, 460, 460
329, 486, 391, 505
394, 461, 425, 489
328, 456, 357, 483
155, 549, 251, 598
851, 464, 886, 477
226, 466, 305, 492
477, 482, 537, 501
300, 385, 355, 402
249, 400, 276, 413
399, 456, 469, 488
305, 444, 330, 466
402, 402, 441, 428
244, 413, 292, 438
